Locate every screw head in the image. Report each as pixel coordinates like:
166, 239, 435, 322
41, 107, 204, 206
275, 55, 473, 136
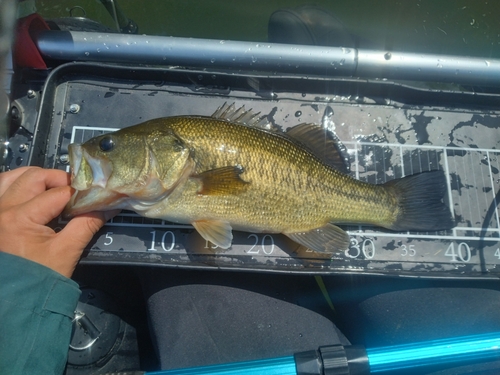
69, 104, 80, 114
59, 154, 70, 164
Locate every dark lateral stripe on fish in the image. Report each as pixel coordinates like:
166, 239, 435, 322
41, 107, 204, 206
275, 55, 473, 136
384, 170, 455, 232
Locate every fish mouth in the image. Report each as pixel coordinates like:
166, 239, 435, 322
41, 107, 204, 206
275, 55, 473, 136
69, 143, 112, 190
68, 143, 84, 188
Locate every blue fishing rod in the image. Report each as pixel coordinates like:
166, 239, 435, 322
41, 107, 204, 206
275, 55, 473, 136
142, 332, 500, 375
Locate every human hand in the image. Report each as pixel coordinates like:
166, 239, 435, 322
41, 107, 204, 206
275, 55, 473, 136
0, 167, 118, 278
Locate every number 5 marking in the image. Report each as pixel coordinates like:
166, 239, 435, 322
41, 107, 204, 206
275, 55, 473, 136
104, 232, 113, 246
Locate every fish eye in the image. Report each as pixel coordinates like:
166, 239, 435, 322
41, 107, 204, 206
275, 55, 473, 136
99, 136, 115, 152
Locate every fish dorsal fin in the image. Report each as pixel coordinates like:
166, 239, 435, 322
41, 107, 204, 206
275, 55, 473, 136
192, 219, 233, 249
286, 123, 350, 174
197, 166, 249, 196
212, 102, 276, 131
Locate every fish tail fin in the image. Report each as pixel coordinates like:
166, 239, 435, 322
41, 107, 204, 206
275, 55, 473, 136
384, 170, 455, 231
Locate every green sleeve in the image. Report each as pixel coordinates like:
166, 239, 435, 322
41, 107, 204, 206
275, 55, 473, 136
0, 252, 81, 375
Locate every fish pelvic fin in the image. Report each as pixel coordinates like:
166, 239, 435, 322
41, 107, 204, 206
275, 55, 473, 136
384, 170, 455, 231
285, 223, 350, 253
192, 219, 233, 249
197, 166, 249, 196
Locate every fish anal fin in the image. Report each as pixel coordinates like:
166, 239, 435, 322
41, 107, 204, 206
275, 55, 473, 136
285, 223, 350, 253
197, 166, 249, 196
192, 220, 233, 249
286, 123, 350, 173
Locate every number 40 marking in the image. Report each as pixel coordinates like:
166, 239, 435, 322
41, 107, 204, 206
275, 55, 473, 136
445, 242, 471, 262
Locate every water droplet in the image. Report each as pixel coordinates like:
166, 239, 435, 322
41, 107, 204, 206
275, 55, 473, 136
210, 58, 216, 63
84, 51, 90, 56
251, 56, 257, 63
384, 52, 392, 60
220, 40, 225, 44
485, 60, 491, 66
295, 110, 302, 117
437, 63, 443, 68
96, 48, 100, 52
146, 40, 149, 44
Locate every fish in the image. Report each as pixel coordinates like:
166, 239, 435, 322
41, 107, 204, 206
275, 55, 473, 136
65, 103, 455, 253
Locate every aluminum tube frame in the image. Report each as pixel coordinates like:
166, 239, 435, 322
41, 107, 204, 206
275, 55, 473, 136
35, 30, 500, 87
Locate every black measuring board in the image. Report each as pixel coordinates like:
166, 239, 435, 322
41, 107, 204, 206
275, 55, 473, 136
30, 62, 500, 278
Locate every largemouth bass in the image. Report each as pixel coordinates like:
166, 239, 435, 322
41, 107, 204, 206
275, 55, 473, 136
66, 103, 455, 253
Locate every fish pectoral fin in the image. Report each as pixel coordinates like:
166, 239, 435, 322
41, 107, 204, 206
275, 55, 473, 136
197, 166, 249, 196
192, 219, 233, 249
284, 223, 350, 253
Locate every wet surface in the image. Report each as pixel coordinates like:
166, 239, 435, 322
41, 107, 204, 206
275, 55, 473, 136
28, 63, 500, 278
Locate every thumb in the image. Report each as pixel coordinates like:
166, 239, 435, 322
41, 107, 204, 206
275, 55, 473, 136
56, 210, 120, 250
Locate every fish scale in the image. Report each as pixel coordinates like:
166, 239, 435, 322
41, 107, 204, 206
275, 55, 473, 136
144, 116, 396, 233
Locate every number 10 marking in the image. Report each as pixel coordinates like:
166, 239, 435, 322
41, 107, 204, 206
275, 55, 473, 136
148, 230, 175, 252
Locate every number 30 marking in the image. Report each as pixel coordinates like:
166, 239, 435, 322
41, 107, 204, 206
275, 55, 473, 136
346, 238, 375, 259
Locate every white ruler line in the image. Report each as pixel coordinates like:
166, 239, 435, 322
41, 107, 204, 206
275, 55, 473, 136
442, 147, 457, 237
343, 141, 500, 154
455, 226, 500, 232
345, 231, 499, 242
399, 144, 404, 177
105, 222, 194, 229
487, 150, 500, 231
71, 127, 499, 243
73, 126, 120, 132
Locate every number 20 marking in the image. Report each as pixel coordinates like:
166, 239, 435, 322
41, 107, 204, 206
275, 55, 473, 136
247, 234, 275, 255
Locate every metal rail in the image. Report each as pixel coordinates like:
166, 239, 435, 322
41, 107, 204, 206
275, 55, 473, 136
34, 30, 500, 87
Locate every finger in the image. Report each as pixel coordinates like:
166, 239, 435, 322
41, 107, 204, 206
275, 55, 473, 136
0, 167, 35, 196
56, 209, 121, 250
0, 168, 70, 208
21, 185, 73, 226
